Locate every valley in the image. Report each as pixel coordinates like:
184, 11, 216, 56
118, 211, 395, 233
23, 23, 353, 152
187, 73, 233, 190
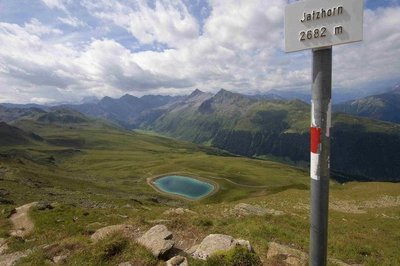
0, 110, 399, 265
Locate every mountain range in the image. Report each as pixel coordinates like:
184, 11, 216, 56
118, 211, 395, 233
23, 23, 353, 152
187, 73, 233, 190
333, 85, 400, 124
1, 87, 400, 181
132, 89, 400, 181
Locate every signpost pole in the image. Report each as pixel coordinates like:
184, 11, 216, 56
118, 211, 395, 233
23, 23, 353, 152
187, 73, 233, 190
284, 1, 363, 264
309, 47, 332, 266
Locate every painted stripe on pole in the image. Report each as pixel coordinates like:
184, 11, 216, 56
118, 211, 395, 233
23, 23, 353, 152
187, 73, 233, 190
311, 152, 320, 180
326, 100, 332, 137
310, 127, 321, 154
311, 100, 316, 127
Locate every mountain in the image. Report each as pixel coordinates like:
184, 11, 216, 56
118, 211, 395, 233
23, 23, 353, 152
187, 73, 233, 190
0, 103, 47, 109
80, 96, 99, 104
0, 121, 43, 146
36, 107, 90, 124
333, 86, 400, 124
134, 89, 400, 181
66, 94, 178, 128
0, 105, 47, 123
262, 84, 400, 104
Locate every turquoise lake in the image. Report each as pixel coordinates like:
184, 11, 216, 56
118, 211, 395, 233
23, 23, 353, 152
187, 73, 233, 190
153, 175, 214, 199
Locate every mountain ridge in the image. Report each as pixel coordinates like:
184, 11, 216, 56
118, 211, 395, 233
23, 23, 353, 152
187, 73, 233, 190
333, 88, 400, 124
134, 89, 400, 181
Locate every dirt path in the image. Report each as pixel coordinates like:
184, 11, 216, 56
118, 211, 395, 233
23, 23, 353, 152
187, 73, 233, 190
9, 202, 37, 238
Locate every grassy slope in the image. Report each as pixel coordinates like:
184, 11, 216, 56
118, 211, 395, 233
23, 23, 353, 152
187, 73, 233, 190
0, 119, 399, 265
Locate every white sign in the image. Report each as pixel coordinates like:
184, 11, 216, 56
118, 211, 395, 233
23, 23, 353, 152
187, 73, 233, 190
284, 0, 364, 53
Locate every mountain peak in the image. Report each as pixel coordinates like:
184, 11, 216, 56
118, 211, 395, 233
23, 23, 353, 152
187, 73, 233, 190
189, 89, 204, 98
80, 96, 99, 104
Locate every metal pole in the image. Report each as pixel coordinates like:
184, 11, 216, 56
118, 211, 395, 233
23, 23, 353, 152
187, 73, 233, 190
310, 47, 332, 266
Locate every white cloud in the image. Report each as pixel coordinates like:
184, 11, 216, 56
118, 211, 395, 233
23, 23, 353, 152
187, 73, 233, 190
24, 18, 63, 36
58, 16, 87, 27
333, 6, 400, 88
82, 0, 199, 48
0, 1, 399, 103
41, 0, 72, 13
0, 20, 194, 103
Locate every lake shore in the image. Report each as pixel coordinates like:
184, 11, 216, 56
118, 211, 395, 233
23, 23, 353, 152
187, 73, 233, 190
147, 172, 219, 201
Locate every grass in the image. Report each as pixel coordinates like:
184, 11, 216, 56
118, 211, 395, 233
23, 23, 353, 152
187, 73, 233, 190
0, 119, 399, 265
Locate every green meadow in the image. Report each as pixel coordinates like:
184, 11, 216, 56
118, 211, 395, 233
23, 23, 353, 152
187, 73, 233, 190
0, 119, 399, 265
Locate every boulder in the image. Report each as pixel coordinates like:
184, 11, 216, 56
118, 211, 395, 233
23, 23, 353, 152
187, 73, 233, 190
166, 255, 188, 266
191, 234, 253, 260
267, 242, 362, 266
0, 249, 32, 266
232, 203, 284, 217
90, 224, 137, 242
0, 238, 8, 255
137, 225, 174, 257
267, 242, 308, 265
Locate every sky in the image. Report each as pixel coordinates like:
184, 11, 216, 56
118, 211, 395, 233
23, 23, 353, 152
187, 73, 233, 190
0, 0, 399, 104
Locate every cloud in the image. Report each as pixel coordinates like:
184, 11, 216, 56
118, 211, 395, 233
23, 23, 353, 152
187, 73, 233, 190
82, 0, 199, 48
1, 0, 400, 104
41, 0, 72, 13
0, 20, 194, 102
333, 6, 400, 88
24, 18, 63, 36
58, 15, 87, 27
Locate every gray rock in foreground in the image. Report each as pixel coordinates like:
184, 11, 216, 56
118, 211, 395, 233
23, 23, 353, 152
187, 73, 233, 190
137, 224, 174, 257
191, 234, 253, 260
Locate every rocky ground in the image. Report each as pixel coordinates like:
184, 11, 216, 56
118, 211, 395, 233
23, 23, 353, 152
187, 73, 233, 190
0, 202, 368, 266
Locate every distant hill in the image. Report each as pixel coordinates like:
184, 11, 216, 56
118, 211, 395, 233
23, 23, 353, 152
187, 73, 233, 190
134, 89, 400, 181
66, 94, 178, 128
36, 108, 90, 124
0, 105, 47, 123
0, 122, 43, 146
333, 86, 400, 124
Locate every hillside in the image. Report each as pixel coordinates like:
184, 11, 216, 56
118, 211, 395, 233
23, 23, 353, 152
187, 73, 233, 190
36, 108, 90, 124
0, 118, 399, 265
333, 87, 400, 124
0, 122, 43, 146
134, 89, 400, 181
0, 105, 47, 123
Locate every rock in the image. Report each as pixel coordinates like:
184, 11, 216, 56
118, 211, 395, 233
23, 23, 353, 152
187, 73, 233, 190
9, 202, 37, 238
191, 234, 253, 260
53, 254, 68, 264
232, 203, 284, 217
267, 242, 308, 265
163, 208, 197, 215
236, 239, 254, 252
137, 225, 174, 257
267, 242, 359, 266
91, 224, 137, 242
0, 238, 8, 255
0, 249, 33, 266
185, 244, 199, 255
166, 255, 188, 266
118, 262, 133, 266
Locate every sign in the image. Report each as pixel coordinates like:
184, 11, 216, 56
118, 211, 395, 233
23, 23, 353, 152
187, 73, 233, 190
284, 0, 364, 53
